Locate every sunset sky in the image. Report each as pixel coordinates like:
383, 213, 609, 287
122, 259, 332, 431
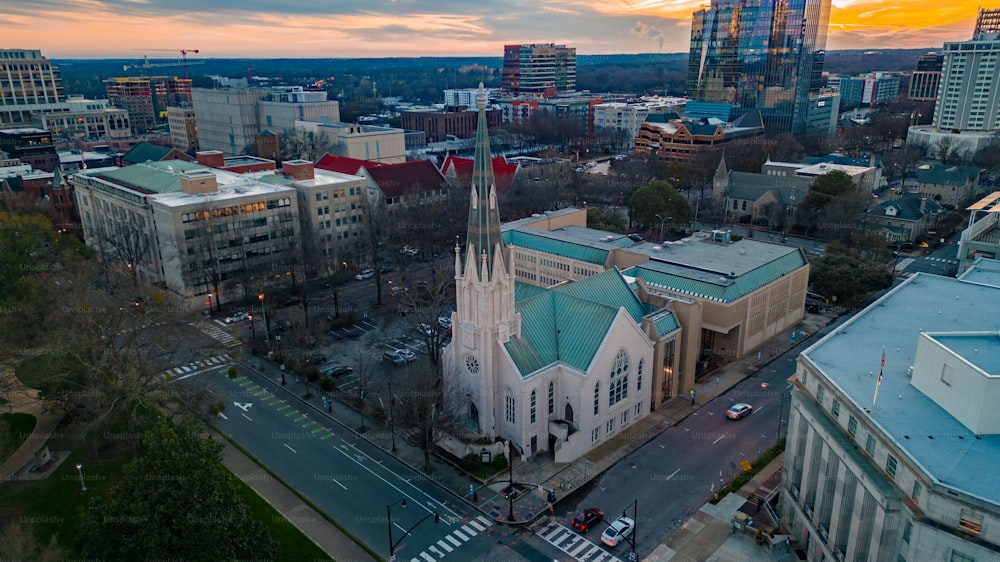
2, 0, 991, 59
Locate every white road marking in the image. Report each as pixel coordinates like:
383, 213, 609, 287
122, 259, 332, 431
713, 434, 725, 444
666, 468, 680, 480
284, 443, 297, 453
241, 413, 253, 422
332, 478, 348, 490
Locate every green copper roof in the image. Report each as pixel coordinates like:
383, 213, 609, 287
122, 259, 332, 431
649, 309, 680, 337
515, 281, 548, 301
503, 230, 610, 265
91, 160, 206, 194
505, 269, 650, 377
465, 84, 503, 280
623, 250, 807, 303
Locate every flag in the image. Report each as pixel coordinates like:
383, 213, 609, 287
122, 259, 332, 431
873, 347, 885, 407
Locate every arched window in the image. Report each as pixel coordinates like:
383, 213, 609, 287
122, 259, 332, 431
637, 358, 644, 391
530, 390, 537, 424
548, 381, 554, 415
505, 388, 516, 424
741, 201, 748, 211
609, 349, 629, 407
593, 382, 600, 416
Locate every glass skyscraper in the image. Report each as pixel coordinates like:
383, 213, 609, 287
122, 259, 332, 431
686, 0, 832, 135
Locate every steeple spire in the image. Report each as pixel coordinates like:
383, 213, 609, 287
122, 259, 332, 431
465, 82, 503, 280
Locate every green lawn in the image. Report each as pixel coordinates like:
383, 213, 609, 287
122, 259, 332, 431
0, 444, 334, 561
0, 412, 37, 463
14, 352, 76, 390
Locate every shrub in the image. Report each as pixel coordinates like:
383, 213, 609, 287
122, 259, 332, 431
492, 453, 508, 471
318, 377, 336, 392
304, 365, 320, 383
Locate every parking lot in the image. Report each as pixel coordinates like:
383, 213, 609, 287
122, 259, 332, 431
328, 318, 379, 340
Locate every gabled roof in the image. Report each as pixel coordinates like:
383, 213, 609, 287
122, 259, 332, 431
121, 143, 194, 166
876, 194, 941, 220
367, 160, 448, 198
441, 155, 520, 193
726, 171, 811, 205
505, 269, 649, 376
915, 163, 979, 186
315, 154, 381, 176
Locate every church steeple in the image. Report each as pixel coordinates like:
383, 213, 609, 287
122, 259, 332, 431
465, 83, 503, 281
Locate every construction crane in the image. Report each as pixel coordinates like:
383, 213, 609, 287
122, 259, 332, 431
133, 48, 201, 79
123, 55, 192, 74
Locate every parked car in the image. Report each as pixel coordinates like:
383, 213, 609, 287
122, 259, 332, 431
400, 245, 418, 256
306, 353, 328, 365
571, 507, 604, 532
224, 311, 249, 324
274, 319, 291, 332
726, 403, 753, 420
281, 296, 300, 307
600, 516, 634, 547
321, 365, 353, 378
380, 264, 393, 273
355, 269, 375, 281
417, 322, 437, 337
384, 348, 416, 365
437, 316, 453, 329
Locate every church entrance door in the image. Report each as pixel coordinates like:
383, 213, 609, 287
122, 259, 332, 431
565, 403, 574, 425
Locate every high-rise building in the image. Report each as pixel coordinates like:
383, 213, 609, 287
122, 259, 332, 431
0, 49, 68, 126
933, 8, 1000, 132
191, 88, 264, 156
908, 53, 944, 101
167, 106, 198, 152
837, 72, 900, 109
105, 76, 192, 134
686, 0, 832, 135
501, 44, 576, 97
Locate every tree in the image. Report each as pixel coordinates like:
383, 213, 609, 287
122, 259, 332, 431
795, 171, 868, 240
627, 180, 693, 232
394, 369, 444, 472
586, 207, 627, 233
77, 418, 279, 561
809, 252, 893, 303
0, 518, 62, 562
360, 188, 391, 306
278, 129, 341, 163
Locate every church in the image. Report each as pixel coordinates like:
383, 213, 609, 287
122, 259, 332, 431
442, 86, 669, 463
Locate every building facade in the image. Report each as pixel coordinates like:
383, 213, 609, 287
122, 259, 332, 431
191, 88, 265, 156
400, 107, 501, 143
501, 44, 576, 97
686, 0, 831, 135
908, 53, 944, 101
837, 73, 900, 109
31, 96, 131, 140
258, 87, 340, 134
167, 106, 198, 152
934, 9, 1000, 132
0, 49, 68, 127
956, 191, 1000, 272
106, 76, 193, 134
780, 269, 1000, 562
0, 128, 58, 172
444, 87, 499, 107
634, 113, 765, 163
295, 121, 406, 164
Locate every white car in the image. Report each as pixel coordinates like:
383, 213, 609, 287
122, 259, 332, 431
400, 245, 419, 256
384, 348, 416, 365
224, 311, 249, 324
600, 516, 634, 547
355, 269, 375, 281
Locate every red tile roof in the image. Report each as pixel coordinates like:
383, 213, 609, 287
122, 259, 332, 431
315, 154, 382, 176
366, 160, 448, 198
441, 155, 520, 193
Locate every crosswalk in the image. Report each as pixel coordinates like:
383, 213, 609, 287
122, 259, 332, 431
191, 320, 242, 347
164, 354, 232, 381
407, 515, 494, 561
922, 256, 958, 264
535, 521, 623, 562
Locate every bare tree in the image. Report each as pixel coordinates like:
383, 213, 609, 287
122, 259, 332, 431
279, 129, 342, 163
360, 188, 392, 306
394, 369, 444, 471
352, 344, 380, 433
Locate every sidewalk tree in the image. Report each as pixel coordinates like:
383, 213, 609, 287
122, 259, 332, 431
394, 369, 444, 471
627, 180, 693, 232
77, 418, 279, 560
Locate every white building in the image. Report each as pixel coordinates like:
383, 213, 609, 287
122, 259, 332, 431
192, 88, 265, 156
780, 264, 1000, 562
71, 160, 302, 308
31, 96, 131, 140
167, 106, 198, 152
592, 103, 650, 148
258, 87, 340, 134
444, 87, 499, 108
295, 121, 406, 164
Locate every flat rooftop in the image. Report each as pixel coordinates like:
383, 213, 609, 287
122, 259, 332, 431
960, 257, 1000, 287
930, 333, 1000, 375
628, 232, 802, 277
802, 273, 1000, 505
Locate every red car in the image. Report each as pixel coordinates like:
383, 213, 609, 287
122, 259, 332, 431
571, 507, 604, 532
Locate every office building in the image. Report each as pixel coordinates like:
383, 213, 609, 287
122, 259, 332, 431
31, 96, 131, 140
401, 106, 501, 143
592, 103, 650, 147
501, 44, 576, 97
838, 73, 900, 109
634, 112, 765, 163
908, 53, 944, 101
780, 267, 1000, 562
167, 106, 198, 152
295, 121, 406, 164
0, 49, 67, 127
934, 9, 1000, 132
191, 88, 265, 156
686, 0, 832, 135
0, 128, 58, 172
257, 87, 340, 134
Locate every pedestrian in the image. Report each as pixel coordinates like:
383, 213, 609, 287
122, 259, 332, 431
690, 388, 696, 405
322, 396, 328, 410
785, 537, 791, 551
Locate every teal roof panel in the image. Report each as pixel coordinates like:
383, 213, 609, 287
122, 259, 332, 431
552, 268, 646, 323
505, 230, 609, 265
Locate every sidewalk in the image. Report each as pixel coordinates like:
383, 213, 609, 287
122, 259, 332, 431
0, 362, 64, 483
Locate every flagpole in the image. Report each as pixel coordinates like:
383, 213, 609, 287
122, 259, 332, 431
872, 347, 885, 408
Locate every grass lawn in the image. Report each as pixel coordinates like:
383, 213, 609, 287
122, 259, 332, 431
14, 352, 77, 390
0, 443, 334, 561
0, 412, 37, 463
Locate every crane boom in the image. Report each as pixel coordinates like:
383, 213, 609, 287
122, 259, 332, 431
132, 49, 201, 78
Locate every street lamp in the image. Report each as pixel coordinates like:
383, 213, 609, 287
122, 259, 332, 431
389, 381, 397, 452
258, 293, 270, 347
75, 463, 87, 493
654, 214, 671, 241
508, 439, 516, 521
386, 498, 439, 562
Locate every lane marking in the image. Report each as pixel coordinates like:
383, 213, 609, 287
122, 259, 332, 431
241, 413, 253, 422
713, 434, 725, 444
332, 478, 348, 490
284, 443, 297, 453
666, 468, 680, 480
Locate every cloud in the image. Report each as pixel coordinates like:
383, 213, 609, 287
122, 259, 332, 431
631, 21, 665, 51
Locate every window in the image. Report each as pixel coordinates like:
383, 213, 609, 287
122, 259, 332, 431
621, 410, 629, 425
591, 427, 600, 443
848, 416, 858, 437
548, 381, 554, 415
593, 382, 600, 416
606, 419, 614, 434
816, 385, 825, 402
886, 455, 898, 478
950, 550, 975, 562
530, 390, 536, 424
637, 359, 643, 391
832, 399, 840, 417
865, 434, 877, 456
609, 350, 629, 407
635, 402, 642, 416
902, 521, 912, 543
912, 481, 922, 502
958, 509, 983, 535
505, 388, 515, 424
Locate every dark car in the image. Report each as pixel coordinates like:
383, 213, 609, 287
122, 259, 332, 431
281, 296, 300, 307
321, 365, 353, 378
571, 507, 604, 532
306, 353, 328, 365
